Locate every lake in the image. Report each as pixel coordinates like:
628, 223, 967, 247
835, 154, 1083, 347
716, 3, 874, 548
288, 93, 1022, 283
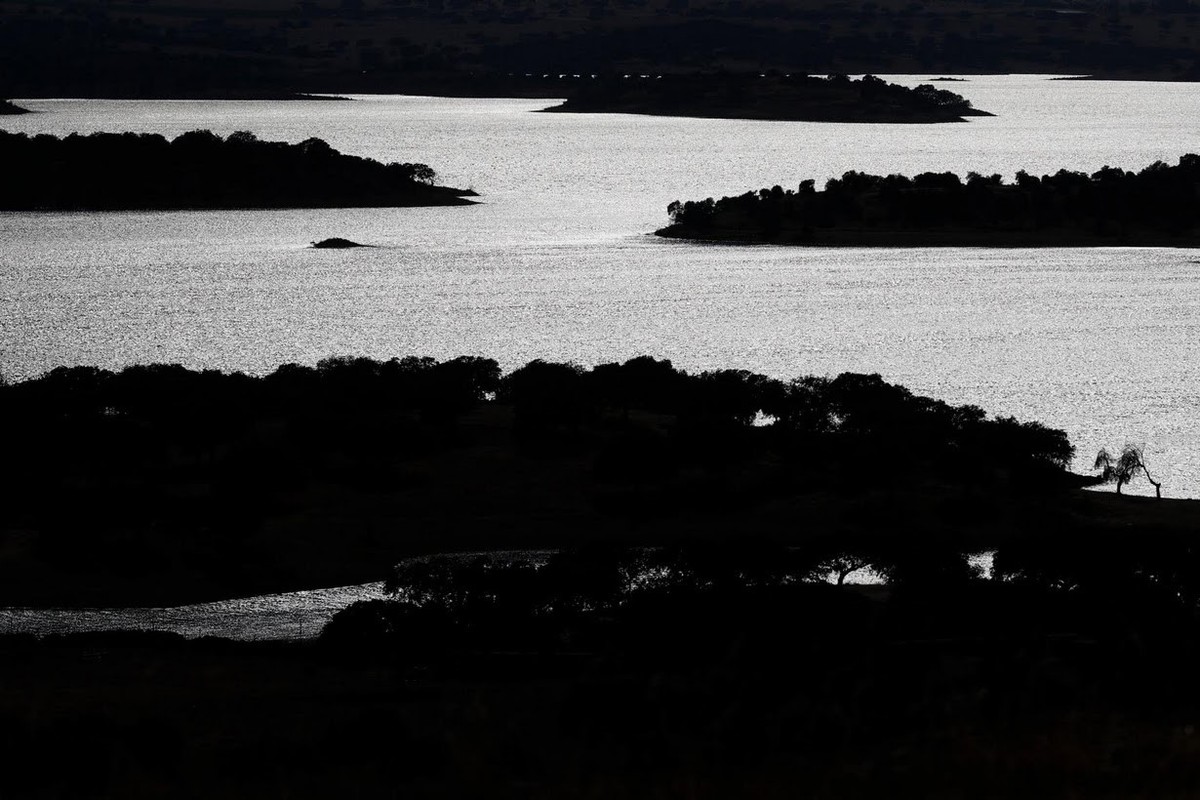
3, 74, 1199, 508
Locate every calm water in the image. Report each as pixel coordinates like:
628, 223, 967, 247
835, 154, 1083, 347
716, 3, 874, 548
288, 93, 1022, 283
0, 74, 1197, 528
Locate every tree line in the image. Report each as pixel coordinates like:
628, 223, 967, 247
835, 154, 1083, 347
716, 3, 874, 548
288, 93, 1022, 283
2, 354, 1072, 482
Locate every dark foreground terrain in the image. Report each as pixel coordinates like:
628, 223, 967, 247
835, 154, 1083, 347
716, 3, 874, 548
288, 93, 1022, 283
658, 155, 1200, 246
5, 354, 1200, 797
0, 130, 474, 211
6, 539, 1200, 798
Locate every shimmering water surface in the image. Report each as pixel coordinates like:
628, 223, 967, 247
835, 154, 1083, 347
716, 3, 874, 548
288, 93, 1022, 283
2, 76, 1199, 637
0, 582, 386, 641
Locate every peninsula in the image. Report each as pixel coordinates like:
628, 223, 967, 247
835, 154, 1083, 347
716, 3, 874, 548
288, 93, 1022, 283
542, 73, 992, 123
0, 353, 1177, 608
657, 155, 1200, 246
0, 99, 30, 114
0, 129, 476, 211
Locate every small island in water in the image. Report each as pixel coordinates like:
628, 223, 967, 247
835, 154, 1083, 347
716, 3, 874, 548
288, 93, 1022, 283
0, 129, 476, 210
311, 237, 369, 249
542, 73, 992, 123
657, 155, 1200, 246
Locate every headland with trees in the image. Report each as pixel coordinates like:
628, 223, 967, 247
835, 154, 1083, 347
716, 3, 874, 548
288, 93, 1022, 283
0, 129, 475, 211
1, 352, 1189, 609
542, 73, 993, 122
657, 154, 1200, 246
0, 99, 29, 114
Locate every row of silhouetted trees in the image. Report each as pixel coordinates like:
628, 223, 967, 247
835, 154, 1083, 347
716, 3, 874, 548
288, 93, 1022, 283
321, 533, 1200, 664
1, 354, 1072, 477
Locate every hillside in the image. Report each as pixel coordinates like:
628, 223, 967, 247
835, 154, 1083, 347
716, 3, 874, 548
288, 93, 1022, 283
3, 0, 1200, 98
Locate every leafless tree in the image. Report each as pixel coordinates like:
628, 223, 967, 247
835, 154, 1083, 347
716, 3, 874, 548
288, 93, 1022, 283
1094, 444, 1162, 498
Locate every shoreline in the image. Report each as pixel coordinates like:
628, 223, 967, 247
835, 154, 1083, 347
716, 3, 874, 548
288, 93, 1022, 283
540, 105, 986, 123
654, 224, 1200, 249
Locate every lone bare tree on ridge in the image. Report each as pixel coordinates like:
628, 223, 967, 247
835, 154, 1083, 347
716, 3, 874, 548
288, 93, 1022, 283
1094, 444, 1162, 498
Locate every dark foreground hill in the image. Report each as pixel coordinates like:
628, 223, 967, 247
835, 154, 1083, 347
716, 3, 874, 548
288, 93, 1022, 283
658, 155, 1200, 246
5, 354, 1200, 798
542, 74, 992, 122
8, 517, 1200, 797
0, 129, 475, 210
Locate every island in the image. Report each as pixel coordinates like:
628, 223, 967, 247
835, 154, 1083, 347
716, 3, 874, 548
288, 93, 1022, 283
1, 99, 30, 114
0, 129, 477, 211
657, 155, 1200, 246
311, 237, 369, 249
541, 74, 993, 123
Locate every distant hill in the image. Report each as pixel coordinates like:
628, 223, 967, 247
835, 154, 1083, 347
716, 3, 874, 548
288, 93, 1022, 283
2, 0, 1200, 98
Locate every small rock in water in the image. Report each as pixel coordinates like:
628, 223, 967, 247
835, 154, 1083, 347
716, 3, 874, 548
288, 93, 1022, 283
311, 237, 367, 249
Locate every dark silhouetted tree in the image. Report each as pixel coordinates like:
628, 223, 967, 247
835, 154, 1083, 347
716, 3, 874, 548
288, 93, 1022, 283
1094, 444, 1162, 497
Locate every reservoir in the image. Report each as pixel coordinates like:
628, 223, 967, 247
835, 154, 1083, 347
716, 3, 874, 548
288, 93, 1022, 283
3, 74, 1198, 503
